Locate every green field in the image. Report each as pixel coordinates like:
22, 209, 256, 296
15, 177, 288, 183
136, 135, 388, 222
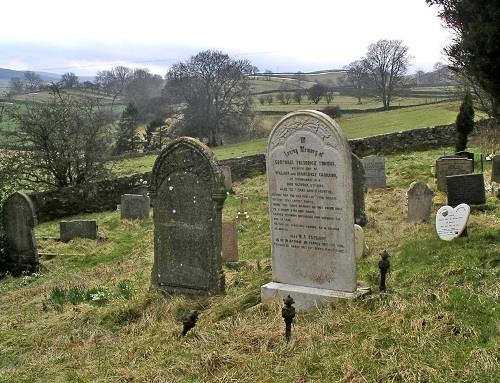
111, 101, 475, 176
1, 147, 498, 382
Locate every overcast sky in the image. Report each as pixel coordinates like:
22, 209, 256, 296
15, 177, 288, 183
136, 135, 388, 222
0, 0, 451, 76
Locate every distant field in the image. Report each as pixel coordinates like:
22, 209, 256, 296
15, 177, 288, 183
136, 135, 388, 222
111, 101, 472, 176
11, 89, 121, 105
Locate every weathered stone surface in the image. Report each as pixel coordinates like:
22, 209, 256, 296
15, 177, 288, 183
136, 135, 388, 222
120, 194, 150, 220
221, 166, 233, 193
261, 110, 367, 311
435, 157, 473, 192
352, 153, 368, 226
492, 155, 500, 183
150, 137, 227, 295
436, 203, 470, 241
446, 173, 486, 206
407, 181, 434, 222
354, 224, 365, 259
1, 192, 38, 275
222, 220, 238, 262
361, 155, 386, 189
60, 220, 97, 242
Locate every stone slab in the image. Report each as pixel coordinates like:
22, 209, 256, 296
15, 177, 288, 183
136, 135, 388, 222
352, 153, 368, 226
261, 282, 370, 312
354, 224, 365, 259
361, 155, 386, 189
492, 155, 500, 183
60, 220, 97, 242
436, 203, 470, 241
222, 220, 238, 262
446, 173, 486, 206
120, 194, 150, 220
435, 157, 473, 192
407, 181, 434, 222
221, 166, 233, 193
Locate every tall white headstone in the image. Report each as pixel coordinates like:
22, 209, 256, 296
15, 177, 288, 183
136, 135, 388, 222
261, 110, 369, 311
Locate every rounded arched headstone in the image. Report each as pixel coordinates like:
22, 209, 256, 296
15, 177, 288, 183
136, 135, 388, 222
2, 192, 38, 275
261, 110, 368, 311
150, 137, 227, 294
407, 181, 434, 223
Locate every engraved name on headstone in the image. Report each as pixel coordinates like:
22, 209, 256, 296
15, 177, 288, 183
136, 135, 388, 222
446, 173, 486, 206
361, 155, 386, 189
407, 181, 434, 223
261, 110, 368, 311
435, 157, 473, 192
150, 137, 227, 294
2, 192, 38, 275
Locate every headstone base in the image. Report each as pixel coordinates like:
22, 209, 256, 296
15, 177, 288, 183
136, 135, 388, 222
261, 282, 370, 312
1, 261, 39, 277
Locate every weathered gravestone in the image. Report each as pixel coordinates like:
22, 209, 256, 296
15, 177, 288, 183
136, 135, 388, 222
150, 137, 227, 294
361, 154, 386, 189
435, 157, 473, 192
60, 220, 98, 242
407, 181, 434, 223
221, 166, 233, 193
120, 194, 150, 220
354, 224, 366, 259
492, 155, 500, 183
436, 203, 470, 241
446, 173, 486, 206
261, 110, 368, 311
352, 153, 368, 226
2, 192, 38, 275
222, 220, 238, 263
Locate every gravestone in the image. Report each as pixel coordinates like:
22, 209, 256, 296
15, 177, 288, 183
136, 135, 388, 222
435, 157, 473, 192
446, 173, 486, 206
261, 110, 368, 311
60, 220, 98, 242
352, 153, 368, 226
150, 137, 227, 295
221, 166, 233, 193
455, 151, 475, 169
2, 192, 38, 275
121, 194, 150, 220
492, 155, 500, 183
436, 203, 470, 241
407, 181, 434, 223
354, 224, 366, 259
361, 155, 386, 189
222, 220, 238, 263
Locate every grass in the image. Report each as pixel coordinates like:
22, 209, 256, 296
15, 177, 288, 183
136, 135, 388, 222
0, 147, 499, 382
110, 102, 480, 176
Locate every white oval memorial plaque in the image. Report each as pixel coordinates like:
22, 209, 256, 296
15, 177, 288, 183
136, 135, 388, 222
435, 203, 470, 241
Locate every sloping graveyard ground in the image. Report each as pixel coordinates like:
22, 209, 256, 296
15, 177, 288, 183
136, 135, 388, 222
0, 148, 498, 383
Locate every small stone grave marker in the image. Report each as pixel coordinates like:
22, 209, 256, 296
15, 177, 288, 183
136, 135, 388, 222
407, 181, 433, 222
352, 153, 367, 226
121, 194, 150, 220
2, 192, 38, 275
261, 110, 368, 311
446, 173, 486, 206
150, 137, 227, 295
221, 166, 233, 193
436, 203, 470, 241
60, 220, 98, 242
361, 155, 386, 189
492, 155, 500, 183
222, 220, 238, 263
435, 157, 473, 192
354, 224, 366, 259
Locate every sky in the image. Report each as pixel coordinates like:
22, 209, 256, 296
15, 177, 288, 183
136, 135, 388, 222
0, 0, 452, 77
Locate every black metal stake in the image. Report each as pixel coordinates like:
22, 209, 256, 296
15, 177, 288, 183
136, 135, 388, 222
282, 295, 296, 342
378, 250, 391, 292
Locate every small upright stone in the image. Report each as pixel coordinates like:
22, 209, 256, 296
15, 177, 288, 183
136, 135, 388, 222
354, 224, 366, 259
407, 181, 434, 223
120, 194, 150, 220
2, 192, 38, 275
221, 166, 233, 193
222, 220, 238, 263
435, 157, 473, 192
491, 155, 500, 183
352, 153, 368, 226
361, 155, 386, 189
60, 220, 97, 242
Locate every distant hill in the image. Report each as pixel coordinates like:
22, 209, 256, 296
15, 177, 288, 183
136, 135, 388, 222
0, 67, 62, 82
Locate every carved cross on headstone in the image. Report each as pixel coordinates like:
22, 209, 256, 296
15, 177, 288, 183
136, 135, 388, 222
236, 192, 249, 220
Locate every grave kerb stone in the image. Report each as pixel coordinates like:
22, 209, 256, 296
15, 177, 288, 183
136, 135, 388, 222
60, 220, 98, 242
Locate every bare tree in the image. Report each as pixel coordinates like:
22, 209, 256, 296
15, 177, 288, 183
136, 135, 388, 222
7, 78, 24, 97
60, 72, 79, 88
343, 60, 370, 104
23, 71, 43, 92
293, 89, 303, 104
363, 39, 412, 109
